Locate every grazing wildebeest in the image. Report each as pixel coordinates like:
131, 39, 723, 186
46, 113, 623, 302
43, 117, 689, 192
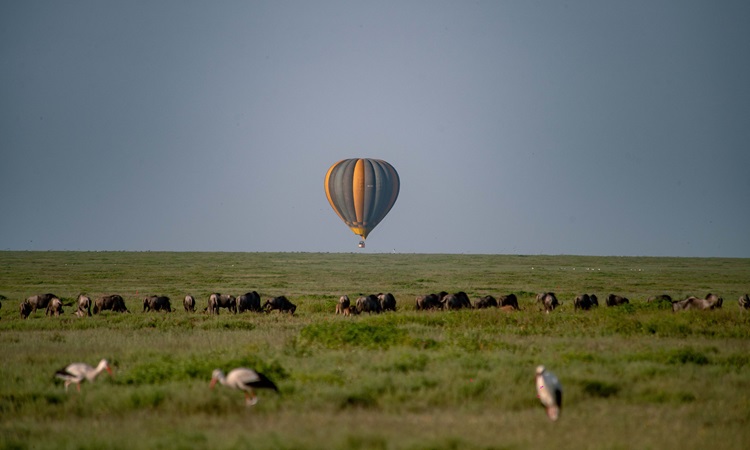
442, 292, 472, 310
705, 293, 723, 308
336, 295, 350, 315
238, 291, 262, 313
184, 295, 196, 312
739, 294, 750, 310
25, 293, 58, 315
416, 294, 441, 311
263, 296, 296, 314
378, 293, 397, 312
94, 295, 128, 314
208, 293, 237, 315
143, 295, 172, 312
537, 292, 559, 313
356, 295, 381, 314
574, 294, 597, 311
46, 297, 64, 316
20, 301, 33, 319
606, 294, 629, 307
672, 293, 722, 312
499, 294, 519, 310
75, 294, 92, 317
647, 294, 672, 304
475, 295, 497, 309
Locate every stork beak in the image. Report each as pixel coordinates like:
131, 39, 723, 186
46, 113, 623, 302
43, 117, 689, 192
209, 378, 217, 389
106, 366, 113, 376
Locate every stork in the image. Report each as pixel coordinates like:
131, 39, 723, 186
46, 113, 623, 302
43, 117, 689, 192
210, 367, 279, 406
535, 365, 562, 421
55, 359, 113, 392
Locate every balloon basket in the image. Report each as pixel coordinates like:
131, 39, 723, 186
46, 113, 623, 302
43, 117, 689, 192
358, 241, 366, 248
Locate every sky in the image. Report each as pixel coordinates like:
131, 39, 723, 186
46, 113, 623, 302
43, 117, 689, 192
1, 1, 749, 257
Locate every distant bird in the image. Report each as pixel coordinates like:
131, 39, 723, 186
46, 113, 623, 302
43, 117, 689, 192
535, 365, 562, 421
55, 359, 113, 392
210, 368, 279, 406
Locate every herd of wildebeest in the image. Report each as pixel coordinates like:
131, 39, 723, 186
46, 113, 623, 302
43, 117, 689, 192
6, 289, 750, 319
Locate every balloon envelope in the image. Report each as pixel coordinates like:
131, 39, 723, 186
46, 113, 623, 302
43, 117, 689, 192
324, 158, 400, 241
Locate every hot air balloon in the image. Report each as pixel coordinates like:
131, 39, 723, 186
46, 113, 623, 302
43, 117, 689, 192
324, 158, 400, 248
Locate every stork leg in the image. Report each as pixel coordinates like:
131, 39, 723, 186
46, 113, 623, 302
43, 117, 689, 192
244, 391, 258, 406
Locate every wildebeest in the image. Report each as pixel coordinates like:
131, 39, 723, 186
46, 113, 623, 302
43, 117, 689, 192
647, 294, 672, 304
672, 293, 723, 312
574, 294, 598, 311
20, 301, 32, 319
94, 295, 129, 314
336, 295, 350, 315
442, 292, 472, 310
416, 293, 442, 311
184, 295, 196, 312
475, 295, 497, 309
263, 296, 296, 314
499, 294, 519, 310
74, 294, 92, 317
46, 297, 64, 316
606, 294, 629, 307
378, 293, 397, 312
208, 293, 237, 315
537, 292, 559, 313
143, 295, 172, 312
356, 295, 382, 314
25, 293, 58, 315
739, 294, 750, 310
238, 291, 262, 313
706, 293, 723, 308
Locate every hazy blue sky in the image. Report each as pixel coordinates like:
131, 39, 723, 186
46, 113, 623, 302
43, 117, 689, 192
2, 1, 748, 256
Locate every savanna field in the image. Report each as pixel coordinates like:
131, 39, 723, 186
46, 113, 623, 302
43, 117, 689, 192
1, 251, 749, 450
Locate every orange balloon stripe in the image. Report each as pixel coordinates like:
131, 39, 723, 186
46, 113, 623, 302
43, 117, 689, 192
352, 159, 365, 225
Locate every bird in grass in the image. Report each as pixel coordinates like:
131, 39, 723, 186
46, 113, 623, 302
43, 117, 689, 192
210, 368, 279, 406
536, 365, 562, 421
55, 359, 113, 392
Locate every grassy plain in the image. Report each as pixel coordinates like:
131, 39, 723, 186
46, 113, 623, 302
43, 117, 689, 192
0, 251, 749, 449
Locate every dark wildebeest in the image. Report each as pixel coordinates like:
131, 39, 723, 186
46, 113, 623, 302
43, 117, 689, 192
20, 301, 32, 319
143, 295, 172, 312
208, 293, 237, 315
574, 294, 598, 311
94, 295, 129, 314
739, 294, 750, 310
183, 295, 196, 312
442, 292, 472, 310
499, 294, 519, 310
647, 294, 672, 304
25, 293, 58, 315
75, 294, 92, 317
46, 297, 64, 316
537, 292, 560, 313
336, 295, 350, 315
416, 293, 442, 311
606, 294, 629, 307
263, 296, 296, 314
475, 295, 498, 309
356, 295, 381, 314
378, 293, 397, 312
238, 291, 262, 313
672, 294, 722, 312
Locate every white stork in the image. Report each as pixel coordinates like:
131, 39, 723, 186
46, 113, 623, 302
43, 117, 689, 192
535, 365, 562, 421
55, 359, 113, 392
210, 367, 279, 406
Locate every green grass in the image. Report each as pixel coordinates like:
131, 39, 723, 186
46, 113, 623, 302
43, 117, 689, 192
1, 252, 749, 449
